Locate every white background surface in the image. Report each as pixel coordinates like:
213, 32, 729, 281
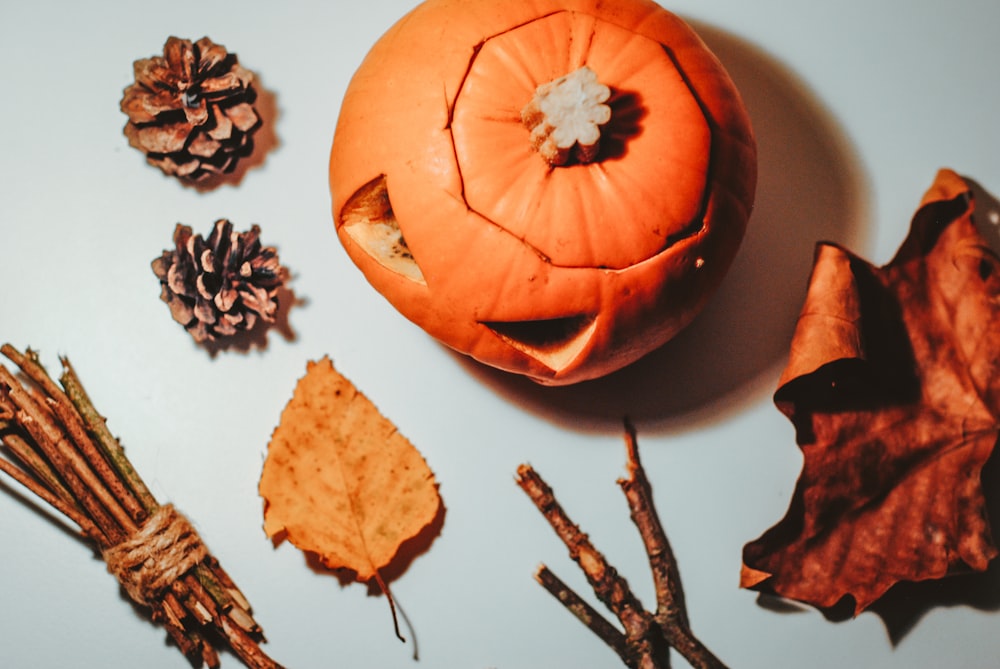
2, 1, 1000, 668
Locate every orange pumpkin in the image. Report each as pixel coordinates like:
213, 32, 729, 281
329, 0, 757, 385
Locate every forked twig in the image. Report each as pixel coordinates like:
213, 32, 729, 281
517, 418, 728, 669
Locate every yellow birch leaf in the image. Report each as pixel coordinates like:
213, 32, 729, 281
259, 356, 442, 582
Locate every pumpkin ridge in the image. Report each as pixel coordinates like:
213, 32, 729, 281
565, 11, 599, 72
656, 39, 753, 163
444, 41, 483, 133
652, 42, 721, 254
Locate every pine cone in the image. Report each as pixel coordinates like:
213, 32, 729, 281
152, 220, 289, 343
121, 36, 261, 184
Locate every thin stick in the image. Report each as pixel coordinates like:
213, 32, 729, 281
0, 366, 131, 541
222, 616, 285, 669
1, 427, 77, 508
59, 356, 158, 514
205, 556, 256, 624
516, 465, 648, 622
619, 418, 688, 629
47, 396, 147, 522
535, 564, 628, 661
15, 410, 122, 544
619, 420, 728, 669
59, 356, 271, 663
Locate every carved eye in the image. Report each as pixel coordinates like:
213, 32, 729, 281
341, 175, 426, 285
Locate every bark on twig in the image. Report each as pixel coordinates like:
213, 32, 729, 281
517, 418, 728, 669
535, 565, 629, 661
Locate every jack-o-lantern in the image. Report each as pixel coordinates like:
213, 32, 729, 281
329, 0, 757, 385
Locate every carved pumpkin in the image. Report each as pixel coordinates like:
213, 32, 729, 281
329, 0, 757, 385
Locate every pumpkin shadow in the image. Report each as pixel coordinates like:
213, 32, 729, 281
456, 22, 870, 435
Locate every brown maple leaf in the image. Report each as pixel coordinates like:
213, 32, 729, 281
259, 357, 443, 587
741, 169, 1000, 614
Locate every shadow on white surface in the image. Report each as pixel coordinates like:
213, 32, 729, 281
0, 476, 83, 546
454, 22, 872, 435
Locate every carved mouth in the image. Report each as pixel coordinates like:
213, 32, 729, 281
483, 315, 597, 372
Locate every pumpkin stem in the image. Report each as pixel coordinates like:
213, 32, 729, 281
521, 66, 612, 166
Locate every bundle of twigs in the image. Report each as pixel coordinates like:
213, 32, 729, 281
0, 343, 282, 669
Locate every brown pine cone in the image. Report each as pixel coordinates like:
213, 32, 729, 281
152, 220, 289, 343
121, 36, 261, 184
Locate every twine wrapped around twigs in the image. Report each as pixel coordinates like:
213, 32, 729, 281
103, 504, 208, 606
0, 344, 282, 669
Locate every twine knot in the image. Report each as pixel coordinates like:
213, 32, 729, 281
103, 504, 207, 606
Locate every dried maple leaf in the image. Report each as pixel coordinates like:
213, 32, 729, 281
259, 357, 443, 585
742, 169, 1000, 614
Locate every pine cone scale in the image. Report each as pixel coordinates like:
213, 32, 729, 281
207, 107, 234, 141
162, 284, 195, 325
181, 103, 210, 127
239, 284, 275, 320
199, 71, 243, 96
194, 298, 218, 327
120, 92, 164, 124
214, 282, 239, 313
164, 36, 195, 79
194, 37, 231, 76
227, 103, 260, 133
127, 121, 189, 154
163, 259, 189, 297
187, 134, 222, 159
